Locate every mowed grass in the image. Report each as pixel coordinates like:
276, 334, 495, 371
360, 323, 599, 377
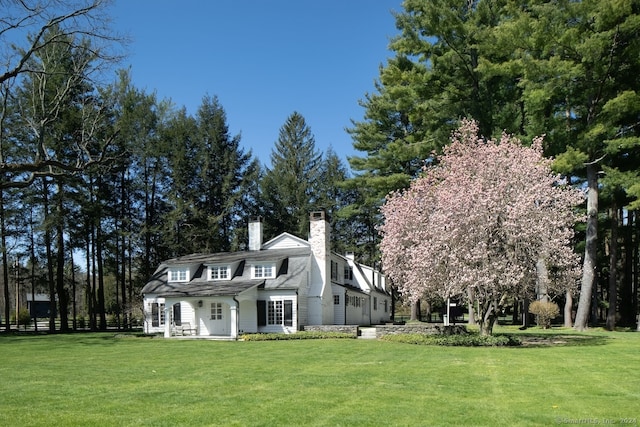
0, 327, 639, 427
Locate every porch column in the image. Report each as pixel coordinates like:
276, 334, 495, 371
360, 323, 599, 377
164, 304, 172, 338
230, 303, 238, 339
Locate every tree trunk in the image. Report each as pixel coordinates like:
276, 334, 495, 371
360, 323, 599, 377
606, 206, 618, 331
410, 300, 421, 321
575, 163, 599, 331
536, 255, 549, 302
1, 187, 10, 332
86, 236, 96, 331
564, 290, 573, 328
620, 211, 634, 326
55, 182, 69, 332
478, 299, 498, 336
632, 215, 640, 332
120, 168, 127, 329
29, 208, 38, 332
467, 288, 476, 325
522, 298, 530, 328
42, 178, 56, 332
70, 250, 76, 331
96, 223, 107, 331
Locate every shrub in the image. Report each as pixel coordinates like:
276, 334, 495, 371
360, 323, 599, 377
380, 333, 521, 347
11, 309, 32, 330
241, 331, 356, 341
529, 300, 560, 329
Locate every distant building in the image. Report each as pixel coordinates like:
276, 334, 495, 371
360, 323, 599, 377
26, 293, 54, 318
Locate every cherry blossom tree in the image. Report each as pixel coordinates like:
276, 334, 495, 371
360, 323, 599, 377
380, 120, 583, 335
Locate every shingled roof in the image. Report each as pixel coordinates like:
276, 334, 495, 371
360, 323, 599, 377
142, 247, 311, 298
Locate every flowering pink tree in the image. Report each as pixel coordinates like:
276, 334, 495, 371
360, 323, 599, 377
380, 120, 583, 335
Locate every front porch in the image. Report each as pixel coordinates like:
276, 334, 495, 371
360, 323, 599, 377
162, 297, 240, 339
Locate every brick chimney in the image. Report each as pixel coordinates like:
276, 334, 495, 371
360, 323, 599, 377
248, 216, 263, 251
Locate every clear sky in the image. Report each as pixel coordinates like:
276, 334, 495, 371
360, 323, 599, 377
109, 0, 403, 169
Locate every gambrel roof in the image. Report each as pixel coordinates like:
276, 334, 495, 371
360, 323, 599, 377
141, 247, 311, 298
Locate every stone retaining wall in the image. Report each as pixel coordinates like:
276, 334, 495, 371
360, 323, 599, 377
301, 325, 359, 337
375, 324, 467, 338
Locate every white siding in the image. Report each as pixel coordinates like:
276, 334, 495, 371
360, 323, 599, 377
332, 284, 345, 325
238, 299, 258, 333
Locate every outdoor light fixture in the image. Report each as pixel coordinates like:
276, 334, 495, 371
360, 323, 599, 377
198, 300, 203, 307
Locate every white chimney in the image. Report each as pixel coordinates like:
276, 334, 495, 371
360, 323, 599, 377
309, 211, 330, 258
308, 210, 331, 324
248, 217, 263, 251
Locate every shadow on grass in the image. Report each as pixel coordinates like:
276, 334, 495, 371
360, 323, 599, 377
504, 332, 609, 348
0, 330, 152, 349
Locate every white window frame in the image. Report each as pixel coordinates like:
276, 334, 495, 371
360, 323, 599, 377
168, 268, 188, 282
253, 263, 275, 279
210, 302, 223, 320
344, 266, 352, 281
209, 265, 230, 280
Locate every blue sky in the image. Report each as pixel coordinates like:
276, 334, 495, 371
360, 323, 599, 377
109, 0, 403, 169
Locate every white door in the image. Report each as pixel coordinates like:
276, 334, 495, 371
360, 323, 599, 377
208, 302, 228, 335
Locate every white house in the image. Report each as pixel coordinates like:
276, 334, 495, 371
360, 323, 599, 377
141, 211, 391, 338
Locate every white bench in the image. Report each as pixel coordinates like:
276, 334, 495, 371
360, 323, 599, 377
174, 322, 197, 336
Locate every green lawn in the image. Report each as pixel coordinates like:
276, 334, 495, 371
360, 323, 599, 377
0, 327, 639, 426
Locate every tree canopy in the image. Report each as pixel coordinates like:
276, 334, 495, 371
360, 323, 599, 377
380, 120, 583, 335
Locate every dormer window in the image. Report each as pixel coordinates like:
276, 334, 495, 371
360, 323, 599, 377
209, 265, 230, 280
253, 263, 275, 279
168, 268, 188, 282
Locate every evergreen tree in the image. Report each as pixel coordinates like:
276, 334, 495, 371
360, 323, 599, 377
494, 0, 640, 330
163, 96, 258, 255
262, 112, 322, 238
346, 0, 519, 263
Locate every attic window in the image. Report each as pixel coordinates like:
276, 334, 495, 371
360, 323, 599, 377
253, 263, 275, 279
209, 265, 230, 280
168, 268, 188, 282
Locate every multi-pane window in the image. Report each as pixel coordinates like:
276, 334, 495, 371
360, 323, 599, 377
373, 297, 378, 311
334, 295, 340, 305
347, 295, 361, 307
151, 302, 166, 327
268, 300, 283, 325
263, 300, 293, 326
344, 266, 352, 281
330, 260, 338, 281
169, 269, 187, 282
210, 266, 229, 280
254, 263, 275, 279
210, 302, 222, 320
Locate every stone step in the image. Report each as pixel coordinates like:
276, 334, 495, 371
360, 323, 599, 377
358, 327, 377, 339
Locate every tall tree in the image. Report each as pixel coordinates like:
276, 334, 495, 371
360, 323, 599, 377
315, 147, 352, 254
0, 0, 122, 189
380, 120, 583, 335
163, 96, 258, 255
262, 112, 322, 238
194, 95, 259, 252
497, 0, 640, 330
346, 0, 522, 263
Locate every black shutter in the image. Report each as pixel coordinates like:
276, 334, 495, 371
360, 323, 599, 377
257, 300, 267, 326
173, 303, 182, 326
284, 300, 293, 326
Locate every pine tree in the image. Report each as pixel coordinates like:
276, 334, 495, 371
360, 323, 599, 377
262, 112, 322, 238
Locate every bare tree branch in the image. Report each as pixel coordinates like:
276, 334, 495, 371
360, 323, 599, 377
0, 0, 126, 189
